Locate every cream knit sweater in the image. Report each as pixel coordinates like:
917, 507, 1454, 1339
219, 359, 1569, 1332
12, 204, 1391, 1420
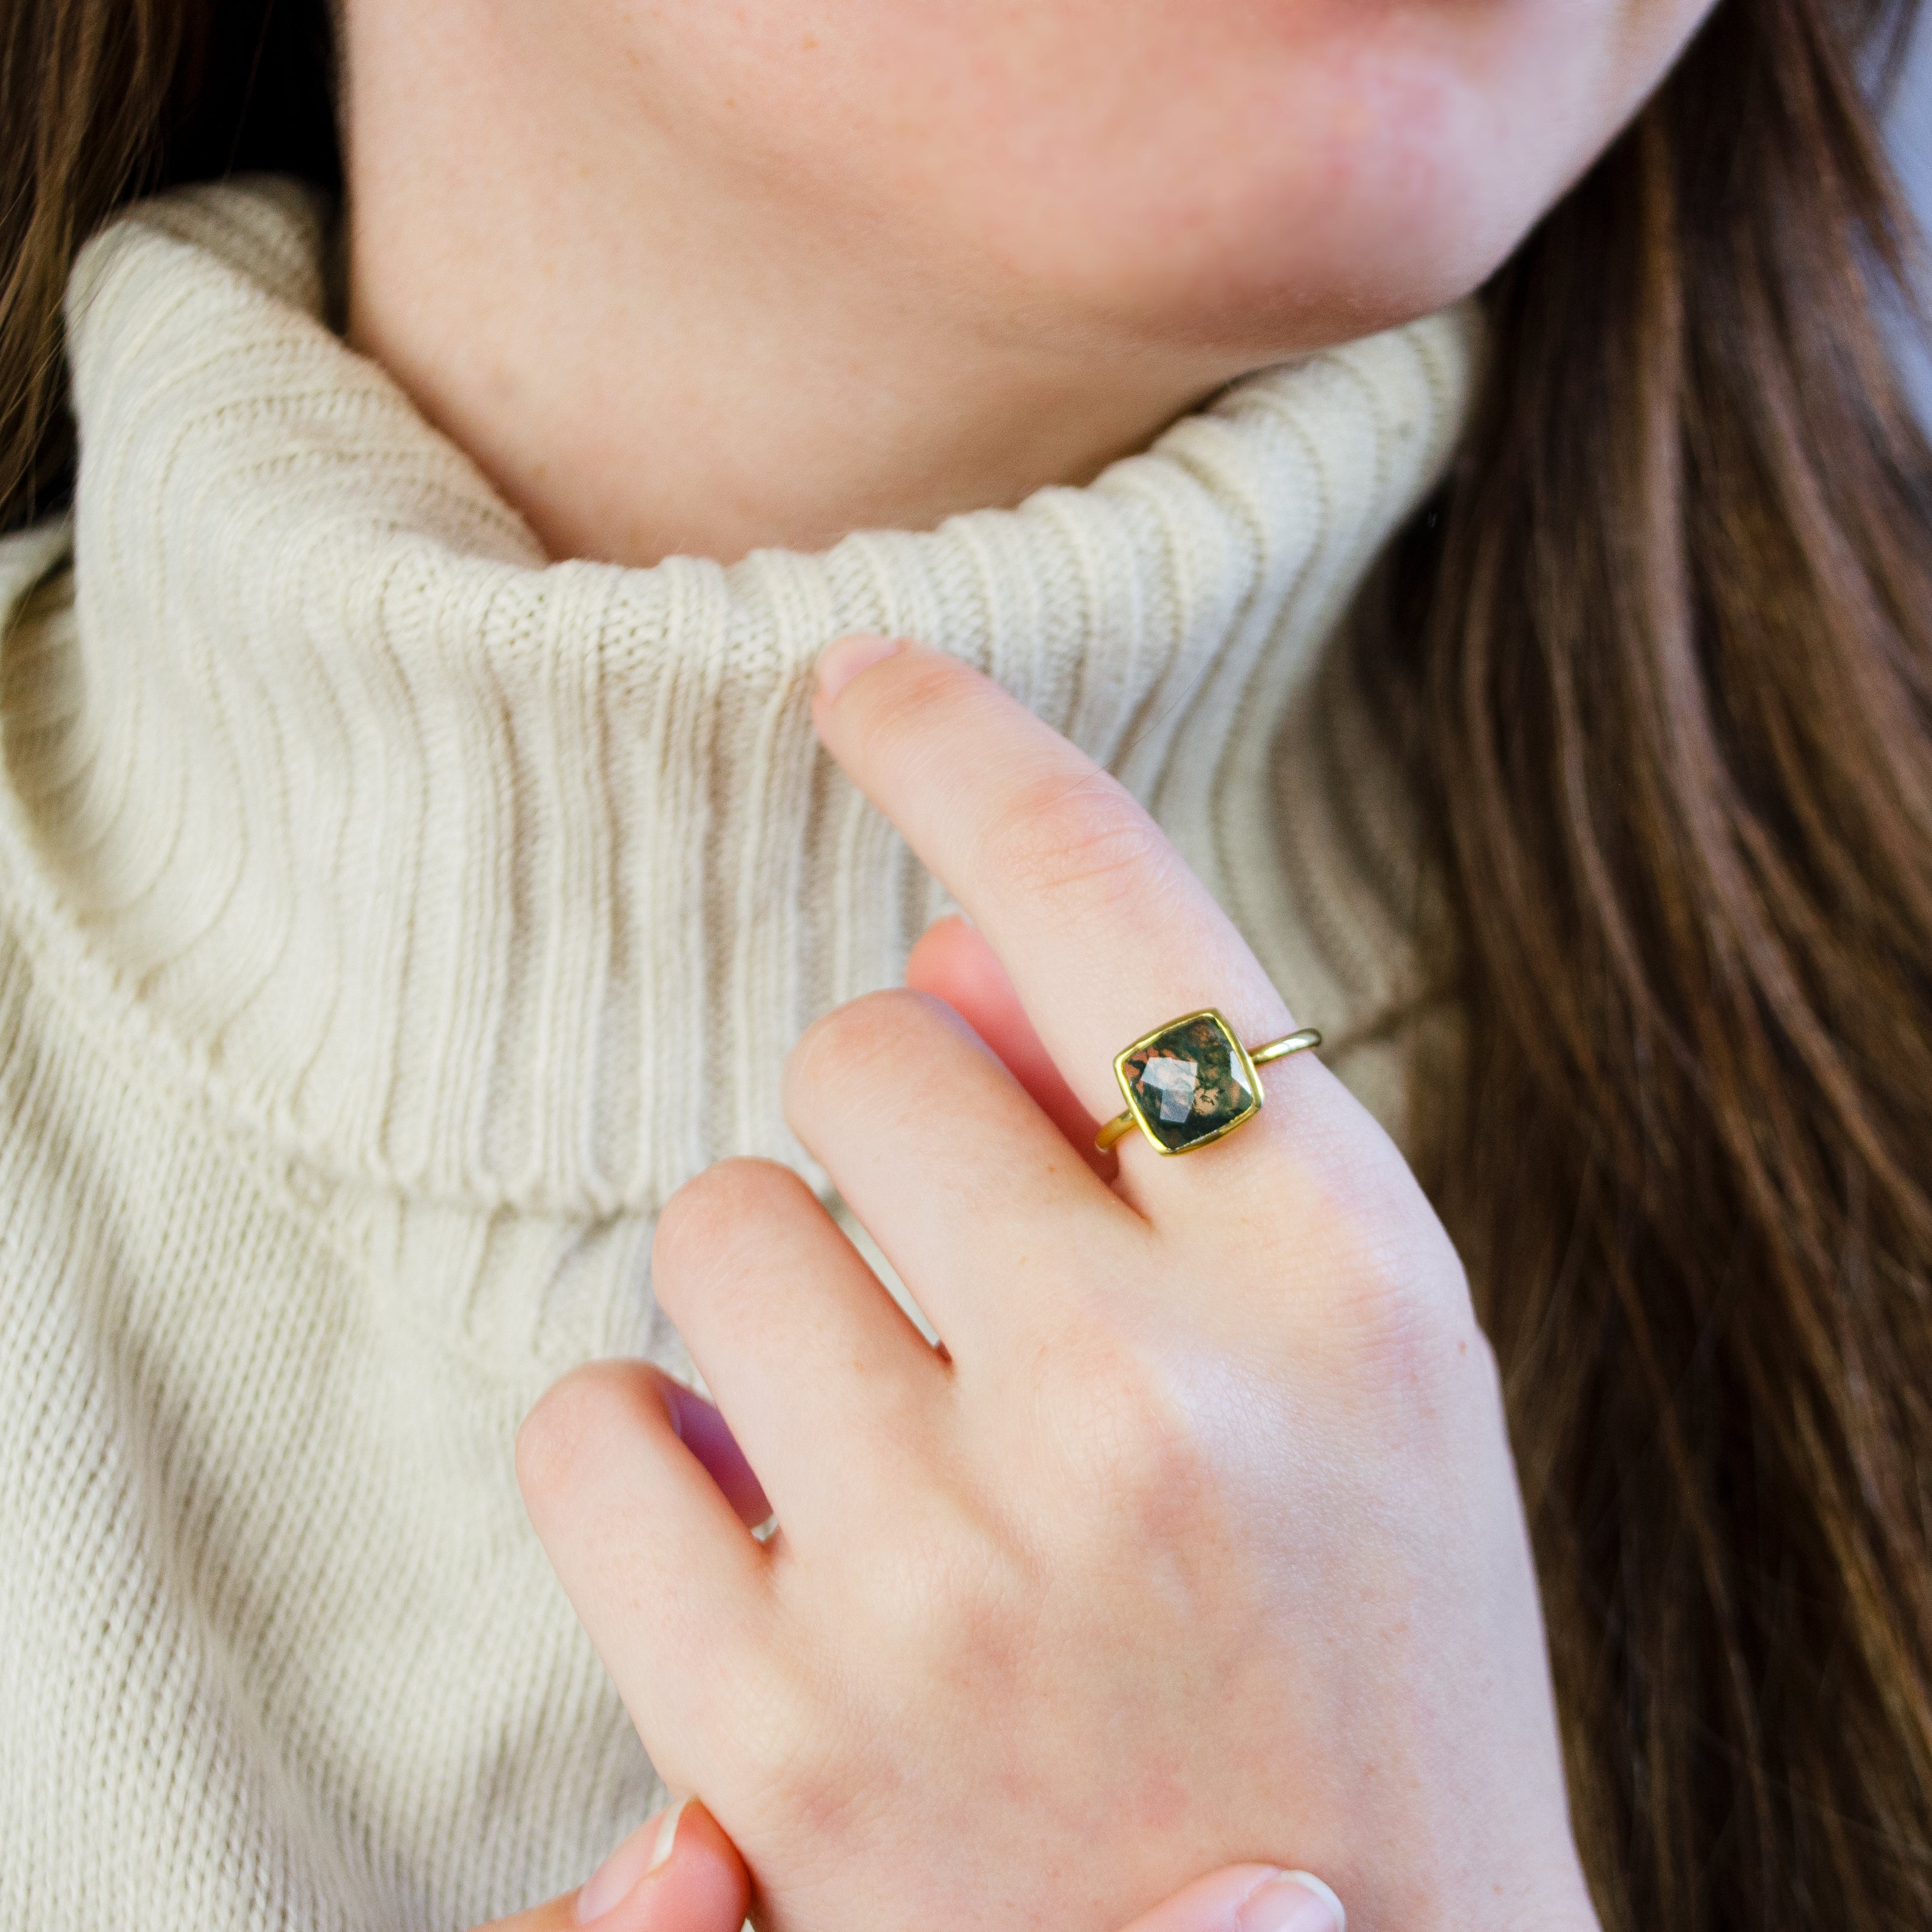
0, 181, 1477, 1930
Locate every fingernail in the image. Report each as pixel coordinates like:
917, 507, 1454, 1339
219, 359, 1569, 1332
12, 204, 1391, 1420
816, 634, 904, 704
1235, 1870, 1347, 1932
574, 1798, 691, 1925
644, 1798, 692, 1876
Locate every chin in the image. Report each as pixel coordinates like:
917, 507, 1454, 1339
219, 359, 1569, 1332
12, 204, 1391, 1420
615, 0, 1712, 362
966, 137, 1556, 365
869, 17, 1638, 365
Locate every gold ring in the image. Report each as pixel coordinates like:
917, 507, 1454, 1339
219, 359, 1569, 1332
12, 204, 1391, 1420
1094, 1012, 1322, 1156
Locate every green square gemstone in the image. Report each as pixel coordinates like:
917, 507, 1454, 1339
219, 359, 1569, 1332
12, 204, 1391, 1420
1115, 1010, 1260, 1154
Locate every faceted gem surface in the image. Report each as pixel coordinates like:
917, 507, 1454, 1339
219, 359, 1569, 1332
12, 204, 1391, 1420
1116, 1011, 1259, 1153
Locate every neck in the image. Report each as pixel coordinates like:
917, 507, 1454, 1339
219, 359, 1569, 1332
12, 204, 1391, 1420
20, 177, 1482, 1213
340, 4, 1240, 569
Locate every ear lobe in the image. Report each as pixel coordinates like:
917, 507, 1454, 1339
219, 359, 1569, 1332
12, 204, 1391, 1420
905, 913, 1115, 1178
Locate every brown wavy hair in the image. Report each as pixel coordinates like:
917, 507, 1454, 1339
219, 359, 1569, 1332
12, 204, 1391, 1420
1368, 2, 1932, 1924
0, 0, 337, 521
4, 1, 1931, 1927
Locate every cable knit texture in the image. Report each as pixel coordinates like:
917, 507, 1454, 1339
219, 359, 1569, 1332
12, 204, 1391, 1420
0, 179, 1477, 1929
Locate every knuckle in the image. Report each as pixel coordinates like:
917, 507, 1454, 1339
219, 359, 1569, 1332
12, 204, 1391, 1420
1300, 1187, 1480, 1403
979, 767, 1174, 920
653, 1157, 810, 1306
793, 986, 929, 1071
848, 1497, 1038, 1673
1032, 1308, 1219, 1537
1065, 1356, 1213, 1536
1267, 1124, 1467, 1330
514, 1358, 652, 1513
785, 988, 958, 1110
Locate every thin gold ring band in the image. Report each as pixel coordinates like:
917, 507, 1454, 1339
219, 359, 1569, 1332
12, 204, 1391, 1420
1095, 1024, 1322, 1155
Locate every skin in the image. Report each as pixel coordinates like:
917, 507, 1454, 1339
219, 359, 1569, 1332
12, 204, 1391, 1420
334, 2, 1721, 1920
342, 0, 1719, 568
482, 1799, 1341, 1932
514, 639, 1600, 1932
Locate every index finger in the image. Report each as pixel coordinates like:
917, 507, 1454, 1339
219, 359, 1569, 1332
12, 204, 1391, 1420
812, 637, 1345, 1180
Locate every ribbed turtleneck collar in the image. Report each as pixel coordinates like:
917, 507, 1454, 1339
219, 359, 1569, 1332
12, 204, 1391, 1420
0, 179, 1476, 1222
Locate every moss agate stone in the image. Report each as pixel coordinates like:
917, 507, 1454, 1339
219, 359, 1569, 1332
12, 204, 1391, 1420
1115, 1010, 1259, 1154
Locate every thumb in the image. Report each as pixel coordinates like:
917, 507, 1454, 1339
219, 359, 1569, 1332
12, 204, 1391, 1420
1122, 1866, 1347, 1932
475, 1799, 749, 1932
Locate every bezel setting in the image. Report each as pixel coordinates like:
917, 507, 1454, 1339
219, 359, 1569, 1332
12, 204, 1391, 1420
1111, 1007, 1263, 1156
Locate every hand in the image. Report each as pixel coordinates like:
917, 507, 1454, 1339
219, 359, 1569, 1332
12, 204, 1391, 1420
479, 1799, 1346, 1932
516, 638, 1598, 1931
